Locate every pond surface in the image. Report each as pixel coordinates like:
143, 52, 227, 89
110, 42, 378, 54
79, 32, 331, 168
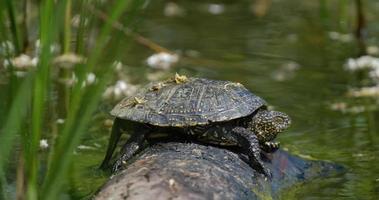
70, 0, 379, 199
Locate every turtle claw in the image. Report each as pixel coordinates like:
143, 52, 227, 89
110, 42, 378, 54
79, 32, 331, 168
262, 141, 280, 153
262, 167, 272, 180
112, 157, 127, 173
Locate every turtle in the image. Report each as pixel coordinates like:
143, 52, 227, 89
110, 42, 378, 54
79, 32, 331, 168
100, 74, 291, 178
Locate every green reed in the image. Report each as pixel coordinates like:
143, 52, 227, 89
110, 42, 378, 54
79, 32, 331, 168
0, 0, 143, 199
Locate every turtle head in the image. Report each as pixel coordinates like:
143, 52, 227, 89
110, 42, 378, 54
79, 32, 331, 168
249, 109, 291, 143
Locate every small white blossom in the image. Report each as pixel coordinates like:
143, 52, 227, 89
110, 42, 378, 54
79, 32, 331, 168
71, 14, 89, 28
113, 61, 123, 72
271, 61, 300, 81
5, 54, 37, 70
369, 68, 379, 80
50, 43, 60, 54
116, 80, 128, 91
34, 39, 61, 55
77, 145, 96, 150
146, 52, 179, 70
56, 118, 65, 124
53, 53, 86, 69
86, 73, 96, 85
348, 106, 366, 114
328, 32, 353, 43
103, 80, 138, 100
208, 4, 224, 15
40, 139, 49, 149
59, 73, 78, 87
164, 2, 185, 17
347, 85, 379, 97
344, 56, 379, 71
0, 41, 15, 56
367, 46, 379, 55
330, 102, 347, 112
184, 49, 200, 57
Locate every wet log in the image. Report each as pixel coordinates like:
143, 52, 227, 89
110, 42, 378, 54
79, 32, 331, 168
94, 142, 343, 200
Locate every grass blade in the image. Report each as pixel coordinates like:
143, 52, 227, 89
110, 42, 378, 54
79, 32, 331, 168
4, 0, 22, 54
0, 77, 32, 200
25, 0, 57, 199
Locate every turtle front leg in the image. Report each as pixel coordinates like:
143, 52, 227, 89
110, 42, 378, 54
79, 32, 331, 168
232, 127, 271, 179
261, 141, 280, 153
112, 128, 150, 173
100, 118, 124, 170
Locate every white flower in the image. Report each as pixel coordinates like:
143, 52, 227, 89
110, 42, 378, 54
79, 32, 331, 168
344, 55, 379, 71
56, 118, 65, 124
208, 4, 224, 15
184, 49, 200, 57
113, 61, 123, 72
328, 32, 353, 43
5, 54, 37, 70
71, 14, 88, 28
103, 80, 138, 100
164, 2, 185, 17
40, 139, 49, 149
271, 61, 300, 81
367, 46, 379, 55
53, 53, 86, 69
347, 85, 379, 97
0, 41, 15, 56
61, 73, 78, 87
369, 68, 379, 80
146, 52, 179, 70
34, 39, 61, 55
115, 80, 128, 91
330, 102, 347, 112
86, 73, 96, 85
77, 145, 96, 150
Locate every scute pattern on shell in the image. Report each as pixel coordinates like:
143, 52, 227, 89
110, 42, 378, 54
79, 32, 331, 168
110, 78, 266, 127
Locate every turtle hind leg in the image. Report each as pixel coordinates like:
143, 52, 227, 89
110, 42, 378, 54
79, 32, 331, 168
261, 141, 280, 153
112, 127, 150, 173
100, 118, 124, 170
232, 127, 272, 179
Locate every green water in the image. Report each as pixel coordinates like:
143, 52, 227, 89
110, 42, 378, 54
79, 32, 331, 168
4, 0, 379, 199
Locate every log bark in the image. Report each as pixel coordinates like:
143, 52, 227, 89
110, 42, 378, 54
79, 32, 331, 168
94, 142, 343, 200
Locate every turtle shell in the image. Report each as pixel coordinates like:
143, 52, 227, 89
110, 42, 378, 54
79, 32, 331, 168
110, 78, 266, 127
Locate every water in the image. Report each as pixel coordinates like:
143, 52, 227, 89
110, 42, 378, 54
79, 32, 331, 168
8, 0, 379, 199
117, 1, 379, 198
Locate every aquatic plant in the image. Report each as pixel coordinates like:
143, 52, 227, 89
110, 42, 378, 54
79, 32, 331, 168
0, 0, 144, 199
